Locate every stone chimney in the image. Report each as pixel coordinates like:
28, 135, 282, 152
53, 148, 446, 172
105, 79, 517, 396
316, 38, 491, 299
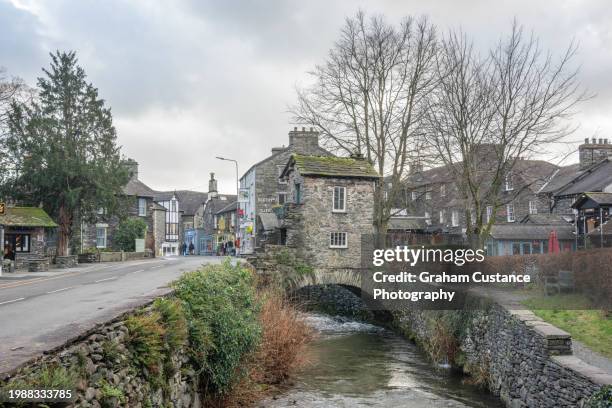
208, 172, 218, 198
288, 127, 320, 153
578, 138, 612, 170
124, 158, 139, 181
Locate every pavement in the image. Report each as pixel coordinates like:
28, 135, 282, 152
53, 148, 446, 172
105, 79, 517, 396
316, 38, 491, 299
0, 256, 233, 376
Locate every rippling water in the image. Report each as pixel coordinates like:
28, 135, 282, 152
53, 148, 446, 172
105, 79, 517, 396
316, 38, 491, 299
261, 314, 504, 408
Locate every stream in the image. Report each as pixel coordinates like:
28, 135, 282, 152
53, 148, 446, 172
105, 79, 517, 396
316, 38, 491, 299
262, 314, 504, 407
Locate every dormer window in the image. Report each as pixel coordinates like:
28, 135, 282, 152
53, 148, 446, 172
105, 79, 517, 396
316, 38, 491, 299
277, 165, 287, 184
425, 190, 431, 200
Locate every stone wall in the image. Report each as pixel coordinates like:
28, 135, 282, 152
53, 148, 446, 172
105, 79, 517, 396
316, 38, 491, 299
0, 299, 201, 408
394, 300, 611, 407
284, 175, 376, 271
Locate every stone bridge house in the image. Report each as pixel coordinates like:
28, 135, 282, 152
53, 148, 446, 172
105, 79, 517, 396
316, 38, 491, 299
277, 154, 380, 273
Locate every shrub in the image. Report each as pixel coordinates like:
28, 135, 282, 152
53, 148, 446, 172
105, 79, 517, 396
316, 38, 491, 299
113, 217, 147, 252
587, 385, 612, 408
252, 290, 312, 384
173, 259, 261, 395
153, 298, 188, 351
125, 311, 165, 373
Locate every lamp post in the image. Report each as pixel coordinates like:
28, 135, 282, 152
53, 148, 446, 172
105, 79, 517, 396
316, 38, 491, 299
216, 156, 239, 254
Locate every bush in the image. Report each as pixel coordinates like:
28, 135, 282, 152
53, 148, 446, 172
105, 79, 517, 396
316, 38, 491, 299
125, 311, 166, 373
587, 385, 612, 408
113, 217, 147, 252
173, 259, 261, 395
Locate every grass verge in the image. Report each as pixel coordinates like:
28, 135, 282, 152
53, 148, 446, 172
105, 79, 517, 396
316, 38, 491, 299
522, 293, 612, 359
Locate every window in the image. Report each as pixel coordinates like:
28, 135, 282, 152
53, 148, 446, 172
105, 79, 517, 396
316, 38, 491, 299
96, 226, 107, 248
451, 210, 459, 227
486, 206, 493, 223
277, 165, 287, 184
440, 184, 446, 197
439, 210, 445, 224
411, 191, 418, 201
330, 232, 348, 248
294, 183, 302, 204
5, 234, 30, 253
138, 197, 147, 216
504, 173, 513, 191
529, 200, 538, 215
425, 190, 431, 200
333, 186, 346, 212
277, 192, 287, 205
425, 211, 431, 225
506, 203, 515, 222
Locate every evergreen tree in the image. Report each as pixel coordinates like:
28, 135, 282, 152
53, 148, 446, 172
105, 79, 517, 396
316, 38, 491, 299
3, 51, 128, 255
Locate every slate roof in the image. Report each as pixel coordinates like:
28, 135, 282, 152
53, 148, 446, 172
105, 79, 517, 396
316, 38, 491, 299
0, 207, 58, 228
519, 213, 571, 225
215, 201, 237, 215
241, 145, 333, 180
405, 159, 558, 193
154, 190, 209, 216
258, 213, 279, 231
284, 154, 380, 179
571, 192, 612, 208
538, 163, 583, 194
489, 224, 574, 240
123, 178, 157, 197
205, 196, 237, 215
555, 159, 612, 197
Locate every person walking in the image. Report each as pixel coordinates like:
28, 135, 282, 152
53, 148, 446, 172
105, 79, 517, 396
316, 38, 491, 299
189, 242, 195, 255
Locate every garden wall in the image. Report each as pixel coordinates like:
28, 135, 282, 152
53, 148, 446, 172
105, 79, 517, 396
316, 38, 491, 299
395, 299, 612, 408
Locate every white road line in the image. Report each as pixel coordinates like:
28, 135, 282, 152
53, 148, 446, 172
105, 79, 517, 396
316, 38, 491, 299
0, 297, 25, 305
94, 277, 117, 283
129, 269, 145, 274
150, 265, 163, 269
46, 286, 74, 294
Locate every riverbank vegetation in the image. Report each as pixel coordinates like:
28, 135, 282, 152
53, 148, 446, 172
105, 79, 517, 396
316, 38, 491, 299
172, 259, 312, 406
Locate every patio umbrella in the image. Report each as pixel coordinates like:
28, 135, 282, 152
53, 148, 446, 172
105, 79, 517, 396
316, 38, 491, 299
548, 229, 560, 253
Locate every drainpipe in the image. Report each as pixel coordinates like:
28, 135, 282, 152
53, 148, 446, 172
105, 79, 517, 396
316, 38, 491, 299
0, 225, 4, 276
600, 207, 604, 248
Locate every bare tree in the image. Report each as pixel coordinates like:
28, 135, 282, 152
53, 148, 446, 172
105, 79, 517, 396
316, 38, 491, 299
0, 68, 26, 186
291, 12, 438, 239
424, 21, 589, 245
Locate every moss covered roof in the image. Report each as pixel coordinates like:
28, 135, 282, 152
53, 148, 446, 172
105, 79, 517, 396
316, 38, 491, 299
0, 207, 58, 227
287, 154, 380, 179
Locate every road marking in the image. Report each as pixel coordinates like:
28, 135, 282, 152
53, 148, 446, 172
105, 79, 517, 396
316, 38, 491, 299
150, 265, 163, 269
46, 286, 75, 294
94, 277, 117, 283
0, 297, 25, 305
129, 269, 145, 274
0, 272, 82, 290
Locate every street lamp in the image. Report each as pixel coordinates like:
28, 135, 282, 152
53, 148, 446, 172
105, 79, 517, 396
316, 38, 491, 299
215, 156, 239, 199
216, 156, 240, 255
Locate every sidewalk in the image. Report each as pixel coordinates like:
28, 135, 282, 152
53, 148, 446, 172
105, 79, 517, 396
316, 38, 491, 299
0, 263, 98, 280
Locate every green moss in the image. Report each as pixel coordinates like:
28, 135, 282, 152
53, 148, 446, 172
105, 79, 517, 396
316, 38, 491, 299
98, 378, 126, 406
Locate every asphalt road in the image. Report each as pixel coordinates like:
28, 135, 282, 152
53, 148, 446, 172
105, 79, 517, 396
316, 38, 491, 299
0, 256, 228, 374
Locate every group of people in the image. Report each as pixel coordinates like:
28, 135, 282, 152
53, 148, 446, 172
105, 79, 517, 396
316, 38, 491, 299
181, 242, 195, 256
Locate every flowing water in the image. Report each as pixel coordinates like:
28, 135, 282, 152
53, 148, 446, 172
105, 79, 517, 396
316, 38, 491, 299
262, 314, 504, 407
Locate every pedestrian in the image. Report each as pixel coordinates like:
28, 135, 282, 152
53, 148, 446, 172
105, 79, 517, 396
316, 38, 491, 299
181, 242, 187, 256
189, 242, 195, 255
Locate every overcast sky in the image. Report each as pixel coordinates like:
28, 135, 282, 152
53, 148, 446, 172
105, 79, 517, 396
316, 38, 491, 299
2, 0, 612, 193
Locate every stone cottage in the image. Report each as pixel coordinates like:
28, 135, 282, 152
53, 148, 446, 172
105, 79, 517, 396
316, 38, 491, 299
237, 127, 332, 255
279, 154, 380, 271
1, 206, 58, 271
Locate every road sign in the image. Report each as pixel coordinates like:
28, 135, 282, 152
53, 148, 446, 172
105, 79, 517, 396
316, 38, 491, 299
0, 202, 4, 215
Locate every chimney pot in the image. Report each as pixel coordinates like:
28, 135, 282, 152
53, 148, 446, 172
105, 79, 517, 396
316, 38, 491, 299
294, 127, 297, 131
302, 127, 305, 131
585, 138, 589, 144
309, 127, 313, 131
592, 137, 597, 144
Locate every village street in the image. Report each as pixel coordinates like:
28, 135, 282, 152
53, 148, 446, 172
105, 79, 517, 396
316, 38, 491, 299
0, 256, 229, 375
